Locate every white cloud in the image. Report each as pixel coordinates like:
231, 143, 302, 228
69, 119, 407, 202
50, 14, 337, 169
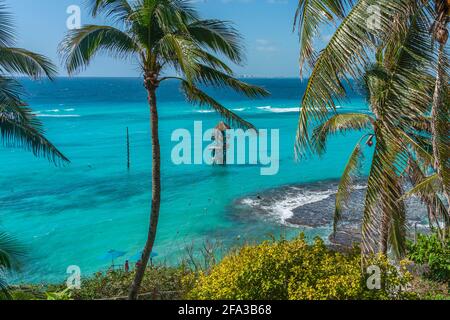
255, 39, 278, 52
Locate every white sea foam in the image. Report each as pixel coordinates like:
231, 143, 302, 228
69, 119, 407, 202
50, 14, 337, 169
233, 108, 246, 111
257, 106, 301, 113
36, 114, 80, 118
196, 110, 214, 113
64, 108, 75, 112
241, 188, 336, 223
241, 198, 259, 206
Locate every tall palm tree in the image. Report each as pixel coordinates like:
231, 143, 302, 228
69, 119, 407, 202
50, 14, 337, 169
294, 0, 447, 256
430, 0, 449, 207
60, 0, 268, 299
0, 232, 24, 299
0, 1, 68, 163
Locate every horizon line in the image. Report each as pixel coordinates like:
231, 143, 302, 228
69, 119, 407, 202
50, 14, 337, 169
15, 75, 303, 80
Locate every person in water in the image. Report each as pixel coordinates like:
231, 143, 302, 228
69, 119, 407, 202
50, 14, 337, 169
124, 260, 130, 273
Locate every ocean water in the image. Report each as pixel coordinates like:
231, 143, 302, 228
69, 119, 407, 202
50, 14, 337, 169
0, 78, 373, 284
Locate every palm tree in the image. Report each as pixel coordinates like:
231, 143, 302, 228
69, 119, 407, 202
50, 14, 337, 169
0, 1, 68, 163
294, 0, 447, 256
430, 0, 449, 207
0, 232, 24, 299
59, 0, 268, 299
0, 1, 68, 299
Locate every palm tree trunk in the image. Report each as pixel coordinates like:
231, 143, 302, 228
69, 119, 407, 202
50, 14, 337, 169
128, 83, 161, 300
431, 43, 450, 209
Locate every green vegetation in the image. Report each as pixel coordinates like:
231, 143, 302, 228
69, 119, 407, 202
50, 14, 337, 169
294, 0, 449, 258
187, 235, 414, 300
3, 235, 448, 300
0, 1, 68, 163
0, 0, 449, 301
0, 0, 68, 297
0, 232, 24, 297
408, 234, 450, 283
59, 0, 268, 299
70, 266, 190, 300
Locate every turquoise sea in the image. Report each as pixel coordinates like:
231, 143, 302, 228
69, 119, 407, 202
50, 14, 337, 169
0, 78, 372, 284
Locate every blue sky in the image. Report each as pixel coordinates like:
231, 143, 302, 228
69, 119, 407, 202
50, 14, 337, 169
7, 0, 323, 77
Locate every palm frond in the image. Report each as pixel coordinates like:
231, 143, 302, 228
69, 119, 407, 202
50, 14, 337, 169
187, 19, 244, 64
373, 4, 435, 128
0, 0, 14, 47
396, 128, 434, 167
192, 64, 269, 98
312, 112, 373, 155
361, 127, 406, 258
0, 232, 24, 270
0, 103, 69, 164
0, 76, 22, 106
59, 25, 138, 75
387, 177, 407, 258
0, 270, 10, 298
295, 0, 421, 159
150, 0, 198, 34
180, 80, 255, 130
88, 0, 133, 24
155, 33, 202, 81
0, 47, 57, 79
294, 0, 352, 76
334, 139, 364, 234
0, 231, 24, 298
431, 44, 450, 204
405, 160, 449, 232
403, 173, 441, 200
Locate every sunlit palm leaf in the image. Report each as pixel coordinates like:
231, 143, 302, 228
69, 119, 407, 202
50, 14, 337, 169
155, 33, 202, 80
294, 0, 352, 76
0, 231, 25, 295
187, 19, 244, 64
0, 76, 22, 106
0, 1, 14, 47
312, 112, 373, 155
88, 0, 133, 23
59, 25, 138, 75
295, 0, 421, 159
192, 65, 269, 98
431, 46, 450, 206
405, 160, 449, 233
334, 139, 365, 234
0, 47, 57, 79
361, 128, 407, 258
181, 81, 255, 130
0, 232, 24, 270
0, 104, 69, 164
0, 3, 68, 164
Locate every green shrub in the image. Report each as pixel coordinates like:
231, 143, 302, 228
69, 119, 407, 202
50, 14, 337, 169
187, 235, 413, 300
408, 233, 450, 284
72, 265, 191, 300
45, 288, 73, 300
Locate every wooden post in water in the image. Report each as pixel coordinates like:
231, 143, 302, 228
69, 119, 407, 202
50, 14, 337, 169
126, 127, 131, 170
212, 121, 230, 165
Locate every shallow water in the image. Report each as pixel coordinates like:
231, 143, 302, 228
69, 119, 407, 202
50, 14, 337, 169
1, 78, 376, 283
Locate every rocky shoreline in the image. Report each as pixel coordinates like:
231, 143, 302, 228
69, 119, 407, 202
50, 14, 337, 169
234, 180, 429, 249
